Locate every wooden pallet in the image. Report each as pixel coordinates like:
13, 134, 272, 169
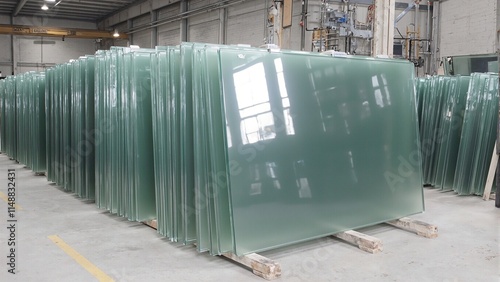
386, 217, 438, 238
143, 219, 157, 229
222, 253, 281, 280
332, 216, 438, 253
142, 219, 281, 280
333, 230, 383, 254
142, 217, 437, 279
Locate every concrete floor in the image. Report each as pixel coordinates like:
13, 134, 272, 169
0, 154, 498, 282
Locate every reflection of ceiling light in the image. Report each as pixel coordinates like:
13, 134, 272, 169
41, 4, 49, 10
113, 29, 119, 37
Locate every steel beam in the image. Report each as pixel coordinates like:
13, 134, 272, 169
13, 0, 29, 17
0, 24, 128, 39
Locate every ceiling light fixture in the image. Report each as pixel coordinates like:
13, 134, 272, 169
41, 4, 49, 10
46, 0, 56, 2
113, 29, 120, 38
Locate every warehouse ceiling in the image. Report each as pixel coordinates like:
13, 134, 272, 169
0, 0, 138, 22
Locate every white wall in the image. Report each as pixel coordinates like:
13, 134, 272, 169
132, 14, 153, 48
226, 0, 267, 46
14, 36, 97, 74
439, 0, 497, 57
0, 15, 98, 75
157, 3, 181, 46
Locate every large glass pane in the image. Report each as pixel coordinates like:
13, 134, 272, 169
217, 49, 425, 255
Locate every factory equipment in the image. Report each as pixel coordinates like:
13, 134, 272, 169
310, 0, 372, 55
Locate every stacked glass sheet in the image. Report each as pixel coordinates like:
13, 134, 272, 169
40, 56, 95, 199
453, 73, 499, 195
151, 43, 425, 256
0, 72, 46, 172
417, 73, 499, 195
94, 47, 156, 221
432, 76, 470, 190
1, 76, 18, 159
417, 75, 470, 189
1, 43, 427, 257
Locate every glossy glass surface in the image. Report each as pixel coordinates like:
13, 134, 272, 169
129, 50, 156, 221
434, 76, 470, 190
454, 73, 499, 195
85, 56, 96, 200
0, 72, 46, 172
213, 49, 425, 255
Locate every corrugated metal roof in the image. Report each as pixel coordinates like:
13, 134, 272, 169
0, 0, 138, 22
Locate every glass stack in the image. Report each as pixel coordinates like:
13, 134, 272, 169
453, 73, 499, 195
151, 43, 425, 256
432, 76, 470, 190
0, 76, 18, 158
417, 73, 499, 195
0, 43, 427, 257
29, 72, 47, 173
0, 72, 46, 172
93, 47, 156, 221
417, 75, 470, 189
41, 56, 95, 199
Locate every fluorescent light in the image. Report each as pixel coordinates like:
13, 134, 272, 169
46, 0, 56, 2
41, 4, 49, 10
113, 29, 119, 37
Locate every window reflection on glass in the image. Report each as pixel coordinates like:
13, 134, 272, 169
371, 74, 392, 108
234, 63, 269, 109
294, 160, 311, 198
234, 63, 276, 144
274, 58, 295, 135
361, 101, 371, 119
250, 164, 262, 195
248, 162, 282, 196
226, 119, 232, 148
266, 162, 281, 189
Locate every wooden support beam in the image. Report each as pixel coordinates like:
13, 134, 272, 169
483, 144, 498, 200
222, 253, 281, 280
142, 219, 281, 280
333, 230, 383, 254
143, 219, 158, 229
0, 24, 128, 39
386, 217, 438, 238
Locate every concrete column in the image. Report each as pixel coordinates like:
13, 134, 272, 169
219, 7, 227, 44
430, 1, 440, 75
10, 15, 15, 75
127, 19, 133, 46
151, 8, 158, 48
372, 0, 395, 57
180, 0, 188, 42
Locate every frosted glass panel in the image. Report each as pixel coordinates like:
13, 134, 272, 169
216, 49, 425, 255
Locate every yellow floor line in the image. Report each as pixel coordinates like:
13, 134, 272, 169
0, 191, 22, 210
48, 235, 114, 282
